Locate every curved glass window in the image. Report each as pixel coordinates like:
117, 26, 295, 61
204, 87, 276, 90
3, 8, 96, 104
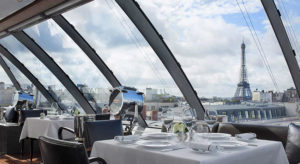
25, 19, 112, 111
0, 36, 83, 113
0, 60, 13, 87
0, 58, 17, 107
63, 0, 184, 125
135, 0, 299, 125
1, 55, 31, 91
1, 55, 51, 108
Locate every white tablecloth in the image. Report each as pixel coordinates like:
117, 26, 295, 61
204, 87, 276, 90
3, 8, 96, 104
19, 117, 74, 141
91, 138, 289, 164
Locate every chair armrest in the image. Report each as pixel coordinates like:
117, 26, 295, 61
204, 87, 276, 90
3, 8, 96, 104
58, 127, 75, 140
88, 157, 107, 164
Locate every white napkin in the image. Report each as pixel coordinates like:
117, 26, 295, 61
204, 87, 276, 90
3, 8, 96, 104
189, 142, 220, 152
236, 133, 256, 140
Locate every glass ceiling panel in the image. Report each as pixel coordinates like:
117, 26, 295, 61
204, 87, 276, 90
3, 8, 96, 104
25, 19, 112, 111
1, 54, 51, 108
134, 0, 298, 124
63, 0, 185, 123
0, 36, 82, 113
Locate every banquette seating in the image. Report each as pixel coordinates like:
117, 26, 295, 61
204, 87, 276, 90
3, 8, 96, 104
212, 122, 300, 164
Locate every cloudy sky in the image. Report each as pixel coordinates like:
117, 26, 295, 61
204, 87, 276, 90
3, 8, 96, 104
0, 0, 300, 98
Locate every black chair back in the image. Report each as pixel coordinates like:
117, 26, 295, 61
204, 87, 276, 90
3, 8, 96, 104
39, 136, 90, 164
285, 123, 300, 164
95, 114, 110, 120
19, 110, 47, 125
84, 120, 123, 148
15, 100, 27, 110
4, 107, 18, 123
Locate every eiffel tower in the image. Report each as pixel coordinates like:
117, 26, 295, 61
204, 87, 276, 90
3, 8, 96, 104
233, 42, 252, 101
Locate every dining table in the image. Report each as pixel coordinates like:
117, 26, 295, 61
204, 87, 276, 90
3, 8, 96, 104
19, 116, 74, 141
90, 132, 289, 164
19, 116, 74, 164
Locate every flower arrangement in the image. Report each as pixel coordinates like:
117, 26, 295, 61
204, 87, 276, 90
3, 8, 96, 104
173, 122, 188, 133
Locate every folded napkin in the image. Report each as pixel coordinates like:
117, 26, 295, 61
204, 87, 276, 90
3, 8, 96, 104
236, 133, 256, 140
189, 142, 220, 152
114, 135, 139, 143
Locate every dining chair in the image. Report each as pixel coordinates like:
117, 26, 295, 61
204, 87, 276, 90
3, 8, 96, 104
4, 107, 18, 123
39, 136, 106, 164
95, 114, 110, 120
84, 120, 123, 149
58, 114, 110, 141
285, 123, 300, 164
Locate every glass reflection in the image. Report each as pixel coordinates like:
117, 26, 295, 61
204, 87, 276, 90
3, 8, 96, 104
1, 54, 51, 108
0, 36, 82, 113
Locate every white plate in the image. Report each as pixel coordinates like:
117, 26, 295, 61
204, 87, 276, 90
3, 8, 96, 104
61, 117, 74, 120
136, 141, 173, 149
236, 137, 257, 142
196, 133, 231, 140
142, 133, 176, 140
47, 115, 60, 120
114, 135, 139, 144
212, 141, 248, 149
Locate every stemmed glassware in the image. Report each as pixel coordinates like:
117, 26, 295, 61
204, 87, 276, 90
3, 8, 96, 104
204, 109, 218, 132
161, 110, 174, 133
182, 108, 196, 141
51, 102, 60, 115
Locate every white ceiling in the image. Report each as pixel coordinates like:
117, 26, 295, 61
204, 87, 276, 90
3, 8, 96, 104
0, 0, 36, 21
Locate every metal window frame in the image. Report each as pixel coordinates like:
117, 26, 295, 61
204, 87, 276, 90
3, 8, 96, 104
261, 0, 300, 97
0, 44, 61, 109
12, 31, 95, 114
115, 0, 205, 119
52, 15, 121, 88
0, 54, 22, 91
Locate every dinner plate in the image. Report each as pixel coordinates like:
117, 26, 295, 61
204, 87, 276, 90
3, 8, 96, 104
47, 115, 60, 120
142, 133, 176, 140
196, 133, 231, 140
114, 135, 140, 144
136, 141, 173, 149
61, 116, 74, 120
236, 137, 257, 142
211, 141, 248, 149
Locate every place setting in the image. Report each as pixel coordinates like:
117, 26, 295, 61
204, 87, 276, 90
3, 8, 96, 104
114, 110, 184, 152
113, 107, 258, 154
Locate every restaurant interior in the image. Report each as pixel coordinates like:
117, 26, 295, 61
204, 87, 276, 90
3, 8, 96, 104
0, 0, 300, 164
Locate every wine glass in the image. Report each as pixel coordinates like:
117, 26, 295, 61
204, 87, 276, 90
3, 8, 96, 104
182, 108, 196, 141
51, 102, 59, 115
204, 109, 218, 132
161, 110, 174, 133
